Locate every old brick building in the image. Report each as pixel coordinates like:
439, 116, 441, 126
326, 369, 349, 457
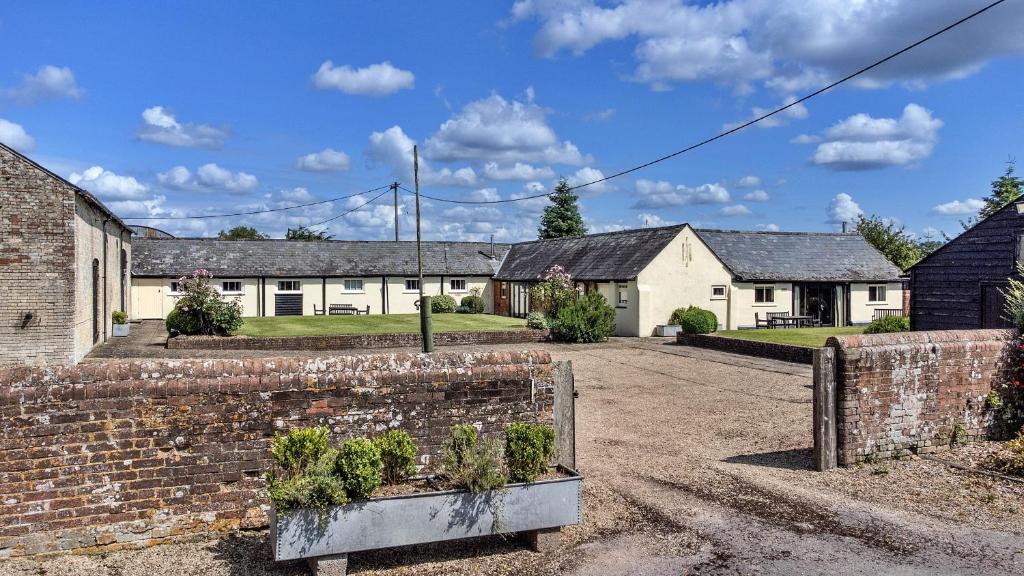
0, 143, 132, 367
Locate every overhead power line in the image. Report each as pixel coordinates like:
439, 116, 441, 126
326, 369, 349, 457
400, 0, 1008, 204
301, 187, 393, 230
122, 184, 393, 220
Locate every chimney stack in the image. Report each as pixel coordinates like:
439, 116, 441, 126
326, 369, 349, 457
489, 234, 495, 259
842, 221, 848, 233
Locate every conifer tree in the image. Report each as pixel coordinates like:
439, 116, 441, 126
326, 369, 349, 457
538, 178, 587, 239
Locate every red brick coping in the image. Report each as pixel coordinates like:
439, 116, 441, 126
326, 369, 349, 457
167, 328, 550, 350
675, 332, 813, 364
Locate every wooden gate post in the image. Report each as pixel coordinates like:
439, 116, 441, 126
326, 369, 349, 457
813, 347, 837, 471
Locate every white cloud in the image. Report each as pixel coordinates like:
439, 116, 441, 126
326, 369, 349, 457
566, 167, 613, 194
742, 189, 769, 202
790, 134, 820, 144
424, 93, 588, 165
637, 213, 675, 227
720, 204, 751, 217
365, 124, 478, 187
631, 179, 730, 209
482, 161, 555, 181
585, 108, 616, 121
68, 166, 149, 200
470, 188, 501, 202
932, 198, 985, 215
827, 193, 862, 225
5, 65, 83, 104
157, 163, 258, 194
277, 187, 316, 203
512, 1, 1024, 91
756, 223, 780, 232
0, 118, 35, 150
808, 104, 942, 170
312, 61, 415, 96
737, 175, 760, 187
723, 96, 808, 131
138, 106, 228, 149
296, 148, 350, 172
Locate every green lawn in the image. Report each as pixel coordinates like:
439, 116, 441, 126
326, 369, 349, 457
236, 313, 527, 337
711, 326, 864, 348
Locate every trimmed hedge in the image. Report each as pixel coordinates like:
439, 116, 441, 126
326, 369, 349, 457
671, 306, 718, 334
431, 294, 457, 313
460, 295, 485, 314
863, 315, 909, 334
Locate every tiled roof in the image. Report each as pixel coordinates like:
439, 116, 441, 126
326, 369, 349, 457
493, 225, 685, 281
132, 238, 509, 277
695, 229, 903, 282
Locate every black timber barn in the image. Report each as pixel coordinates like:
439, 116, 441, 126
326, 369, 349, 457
909, 200, 1024, 330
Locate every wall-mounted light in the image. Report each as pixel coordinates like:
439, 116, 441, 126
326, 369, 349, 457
20, 311, 34, 329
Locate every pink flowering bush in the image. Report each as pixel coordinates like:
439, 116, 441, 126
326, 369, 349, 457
166, 269, 243, 336
529, 265, 576, 318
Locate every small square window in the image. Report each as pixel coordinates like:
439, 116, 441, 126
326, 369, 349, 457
221, 281, 242, 294
278, 280, 301, 292
711, 285, 727, 300
449, 278, 468, 292
343, 279, 364, 292
754, 285, 775, 304
404, 278, 420, 292
616, 284, 629, 307
169, 281, 181, 294
868, 285, 886, 303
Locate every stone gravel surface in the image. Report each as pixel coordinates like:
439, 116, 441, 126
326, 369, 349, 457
6, 338, 1024, 575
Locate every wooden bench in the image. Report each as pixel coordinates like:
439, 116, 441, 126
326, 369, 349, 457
872, 308, 904, 320
329, 304, 370, 316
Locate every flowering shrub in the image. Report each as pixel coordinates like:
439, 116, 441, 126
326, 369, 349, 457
165, 269, 243, 336
529, 264, 576, 318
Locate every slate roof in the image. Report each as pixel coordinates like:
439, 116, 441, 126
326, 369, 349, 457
493, 225, 686, 281
132, 238, 509, 278
695, 229, 903, 282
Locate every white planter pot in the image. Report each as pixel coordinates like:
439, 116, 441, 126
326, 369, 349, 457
112, 323, 129, 337
655, 325, 681, 337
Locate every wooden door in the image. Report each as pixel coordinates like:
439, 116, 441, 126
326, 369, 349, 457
493, 281, 510, 316
981, 283, 1013, 328
275, 294, 303, 316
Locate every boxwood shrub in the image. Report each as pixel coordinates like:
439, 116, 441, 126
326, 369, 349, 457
863, 315, 909, 334
460, 294, 485, 314
373, 429, 418, 485
431, 294, 457, 313
671, 306, 718, 334
505, 422, 556, 483
550, 291, 615, 343
335, 438, 382, 499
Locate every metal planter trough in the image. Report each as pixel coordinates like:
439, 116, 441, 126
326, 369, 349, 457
271, 467, 583, 575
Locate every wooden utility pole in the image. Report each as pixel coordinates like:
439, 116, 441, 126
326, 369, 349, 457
391, 181, 400, 241
414, 146, 433, 352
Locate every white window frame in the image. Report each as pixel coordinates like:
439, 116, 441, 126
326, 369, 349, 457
277, 280, 302, 293
220, 280, 244, 295
342, 278, 365, 293
616, 283, 629, 308
168, 281, 182, 295
449, 278, 468, 293
404, 278, 420, 293
868, 284, 887, 304
711, 285, 727, 300
754, 284, 775, 305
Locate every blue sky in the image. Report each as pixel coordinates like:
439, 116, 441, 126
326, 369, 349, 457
2, 1, 1023, 242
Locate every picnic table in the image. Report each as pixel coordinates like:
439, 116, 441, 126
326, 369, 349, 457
771, 314, 813, 328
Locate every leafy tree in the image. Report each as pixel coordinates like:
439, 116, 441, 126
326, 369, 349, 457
916, 239, 946, 259
854, 214, 921, 271
978, 160, 1024, 221
286, 227, 333, 241
538, 178, 587, 239
217, 225, 267, 240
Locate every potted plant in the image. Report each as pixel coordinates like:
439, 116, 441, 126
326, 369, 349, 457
268, 424, 582, 575
112, 310, 129, 337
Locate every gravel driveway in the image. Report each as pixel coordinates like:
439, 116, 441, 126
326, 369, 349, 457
7, 339, 1024, 575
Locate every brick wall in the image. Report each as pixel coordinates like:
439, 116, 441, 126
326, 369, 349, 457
829, 330, 1023, 465
0, 146, 77, 367
676, 333, 813, 364
167, 328, 550, 350
0, 350, 561, 556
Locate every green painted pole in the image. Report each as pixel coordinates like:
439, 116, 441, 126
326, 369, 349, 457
414, 145, 434, 353
420, 296, 434, 353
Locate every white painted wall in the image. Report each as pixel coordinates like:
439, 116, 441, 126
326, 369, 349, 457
850, 281, 904, 324
728, 282, 794, 329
